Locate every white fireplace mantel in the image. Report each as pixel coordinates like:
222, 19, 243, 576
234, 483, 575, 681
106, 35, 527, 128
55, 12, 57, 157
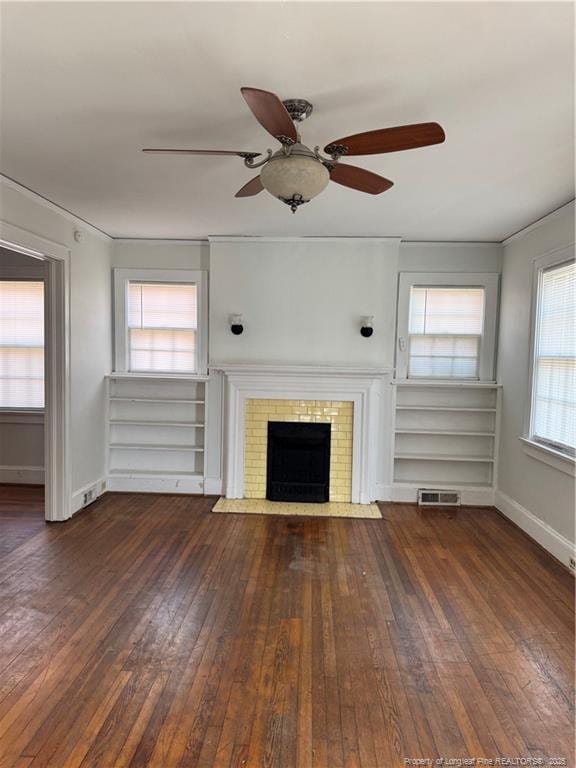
211, 362, 394, 378
213, 363, 393, 504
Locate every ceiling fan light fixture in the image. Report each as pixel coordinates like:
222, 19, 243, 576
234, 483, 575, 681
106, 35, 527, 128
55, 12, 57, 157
144, 87, 445, 211
260, 151, 330, 212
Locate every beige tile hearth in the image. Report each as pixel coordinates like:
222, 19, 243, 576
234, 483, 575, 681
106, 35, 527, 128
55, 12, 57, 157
212, 497, 381, 519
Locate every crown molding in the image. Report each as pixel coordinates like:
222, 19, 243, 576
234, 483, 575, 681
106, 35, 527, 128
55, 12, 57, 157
208, 235, 403, 244
502, 199, 575, 246
401, 240, 501, 248
114, 238, 208, 245
0, 174, 112, 243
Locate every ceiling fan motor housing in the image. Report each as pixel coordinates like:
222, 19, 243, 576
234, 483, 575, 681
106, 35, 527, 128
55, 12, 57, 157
282, 99, 313, 122
260, 143, 330, 212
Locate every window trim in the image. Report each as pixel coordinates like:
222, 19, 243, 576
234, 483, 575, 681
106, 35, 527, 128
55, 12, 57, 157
525, 245, 575, 460
113, 268, 208, 376
0, 276, 47, 410
396, 272, 499, 381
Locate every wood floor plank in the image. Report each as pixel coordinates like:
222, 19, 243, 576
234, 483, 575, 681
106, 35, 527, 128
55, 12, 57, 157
0, 489, 573, 767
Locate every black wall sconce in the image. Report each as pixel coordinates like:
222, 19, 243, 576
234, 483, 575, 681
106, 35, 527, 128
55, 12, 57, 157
360, 316, 374, 338
230, 314, 244, 335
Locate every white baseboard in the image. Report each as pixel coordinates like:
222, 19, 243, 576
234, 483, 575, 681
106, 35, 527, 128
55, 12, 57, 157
391, 483, 495, 506
106, 473, 204, 495
373, 483, 391, 501
72, 477, 107, 515
204, 477, 223, 495
0, 465, 44, 484
495, 489, 575, 570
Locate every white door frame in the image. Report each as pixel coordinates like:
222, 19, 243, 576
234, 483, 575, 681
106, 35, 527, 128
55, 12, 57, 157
0, 221, 72, 522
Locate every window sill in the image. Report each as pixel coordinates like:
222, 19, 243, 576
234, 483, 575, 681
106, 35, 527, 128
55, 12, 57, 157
0, 409, 45, 425
107, 372, 209, 382
519, 437, 575, 477
394, 379, 499, 388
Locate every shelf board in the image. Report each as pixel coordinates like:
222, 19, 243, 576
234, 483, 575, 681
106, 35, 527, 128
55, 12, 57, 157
110, 397, 204, 404
108, 469, 200, 477
393, 479, 493, 489
395, 452, 494, 463
110, 443, 204, 452
107, 372, 209, 381
396, 406, 496, 412
395, 429, 495, 436
394, 379, 499, 389
109, 420, 204, 427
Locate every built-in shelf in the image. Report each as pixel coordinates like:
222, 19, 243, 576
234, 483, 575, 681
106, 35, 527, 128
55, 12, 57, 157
107, 376, 207, 491
393, 381, 500, 499
395, 453, 494, 463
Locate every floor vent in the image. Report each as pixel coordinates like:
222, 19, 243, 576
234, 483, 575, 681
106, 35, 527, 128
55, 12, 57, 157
82, 480, 105, 508
418, 489, 461, 506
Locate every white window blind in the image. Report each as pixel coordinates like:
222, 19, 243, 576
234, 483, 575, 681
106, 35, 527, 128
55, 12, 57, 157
408, 286, 485, 379
127, 282, 198, 373
531, 261, 576, 454
0, 281, 44, 408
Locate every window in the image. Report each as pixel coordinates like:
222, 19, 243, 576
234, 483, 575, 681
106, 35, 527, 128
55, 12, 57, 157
396, 272, 499, 381
530, 259, 575, 456
114, 269, 207, 375
0, 280, 44, 408
127, 282, 198, 373
408, 287, 485, 378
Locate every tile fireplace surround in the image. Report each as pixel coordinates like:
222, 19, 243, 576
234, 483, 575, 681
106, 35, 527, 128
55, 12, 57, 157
213, 364, 392, 504
245, 399, 354, 502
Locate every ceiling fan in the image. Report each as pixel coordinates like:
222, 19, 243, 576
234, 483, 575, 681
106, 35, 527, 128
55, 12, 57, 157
143, 87, 445, 213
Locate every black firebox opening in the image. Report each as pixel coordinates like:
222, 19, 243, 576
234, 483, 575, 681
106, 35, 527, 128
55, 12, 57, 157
266, 421, 331, 503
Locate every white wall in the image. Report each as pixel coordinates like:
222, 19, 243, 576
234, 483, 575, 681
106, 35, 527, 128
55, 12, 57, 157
496, 202, 575, 564
399, 242, 502, 273
207, 237, 503, 498
208, 238, 399, 495
0, 179, 112, 507
112, 239, 209, 271
209, 238, 401, 367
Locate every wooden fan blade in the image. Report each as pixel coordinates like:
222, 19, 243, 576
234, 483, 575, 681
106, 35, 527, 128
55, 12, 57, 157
241, 87, 298, 145
330, 164, 393, 195
142, 148, 261, 157
325, 123, 445, 156
235, 176, 264, 198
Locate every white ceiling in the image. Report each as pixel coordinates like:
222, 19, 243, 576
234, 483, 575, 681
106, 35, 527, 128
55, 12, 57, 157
0, 2, 573, 241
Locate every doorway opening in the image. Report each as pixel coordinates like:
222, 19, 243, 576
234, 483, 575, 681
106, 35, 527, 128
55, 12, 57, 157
0, 226, 70, 523
0, 247, 47, 521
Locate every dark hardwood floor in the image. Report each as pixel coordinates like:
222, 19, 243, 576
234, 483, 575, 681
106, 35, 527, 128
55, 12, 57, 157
0, 488, 573, 767
0, 485, 44, 558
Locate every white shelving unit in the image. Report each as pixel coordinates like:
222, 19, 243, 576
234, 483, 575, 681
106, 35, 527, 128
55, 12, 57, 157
106, 374, 208, 493
392, 380, 501, 504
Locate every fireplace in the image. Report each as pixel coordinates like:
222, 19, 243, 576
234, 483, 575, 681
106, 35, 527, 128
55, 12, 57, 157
266, 421, 331, 503
215, 363, 391, 504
